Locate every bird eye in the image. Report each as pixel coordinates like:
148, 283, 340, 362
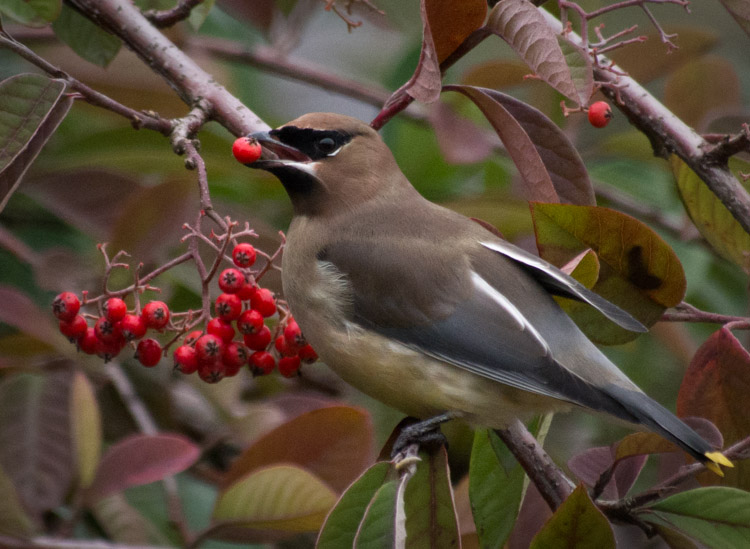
316, 137, 338, 155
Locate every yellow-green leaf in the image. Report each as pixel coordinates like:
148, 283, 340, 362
213, 465, 337, 532
70, 371, 101, 488
672, 156, 750, 272
531, 202, 686, 344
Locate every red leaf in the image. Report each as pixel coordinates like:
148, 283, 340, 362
86, 433, 200, 503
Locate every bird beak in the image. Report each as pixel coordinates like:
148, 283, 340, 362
247, 130, 311, 168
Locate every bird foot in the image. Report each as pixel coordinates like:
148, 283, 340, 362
390, 411, 460, 459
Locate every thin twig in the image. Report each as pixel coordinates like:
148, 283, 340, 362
143, 0, 205, 28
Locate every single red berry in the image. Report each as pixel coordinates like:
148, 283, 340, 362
184, 330, 204, 346
94, 316, 122, 345
232, 136, 262, 165
283, 318, 305, 350
218, 268, 246, 294
206, 317, 235, 343
120, 313, 147, 341
136, 338, 162, 367
104, 297, 127, 322
198, 360, 226, 383
588, 101, 612, 128
173, 344, 199, 374
249, 351, 276, 376
99, 338, 125, 362
142, 301, 170, 330
195, 334, 225, 364
59, 315, 88, 341
278, 355, 302, 378
79, 327, 102, 355
243, 325, 272, 351
298, 344, 319, 364
237, 309, 264, 335
236, 282, 257, 301
250, 287, 277, 317
222, 342, 249, 376
274, 335, 298, 358
52, 292, 80, 322
232, 243, 257, 268
215, 293, 242, 321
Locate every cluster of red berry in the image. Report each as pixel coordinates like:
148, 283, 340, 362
53, 242, 317, 383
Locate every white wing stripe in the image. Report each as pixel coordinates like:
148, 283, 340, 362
470, 271, 551, 356
481, 240, 571, 286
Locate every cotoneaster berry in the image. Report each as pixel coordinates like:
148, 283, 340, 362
195, 334, 225, 364
136, 338, 162, 367
249, 351, 275, 376
588, 101, 612, 128
232, 136, 262, 165
215, 293, 242, 321
237, 309, 264, 335
173, 345, 199, 374
243, 325, 272, 351
232, 243, 257, 268
250, 287, 277, 317
184, 330, 204, 346
206, 317, 235, 343
278, 356, 302, 378
104, 297, 127, 322
222, 342, 249, 376
120, 313, 147, 341
218, 268, 246, 294
198, 360, 226, 384
94, 316, 122, 345
59, 315, 88, 341
79, 327, 101, 355
283, 318, 305, 350
142, 301, 170, 330
236, 282, 257, 301
53, 292, 80, 322
298, 344, 319, 364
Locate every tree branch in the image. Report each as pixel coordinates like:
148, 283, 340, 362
65, 0, 268, 137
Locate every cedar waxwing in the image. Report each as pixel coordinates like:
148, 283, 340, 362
246, 112, 731, 475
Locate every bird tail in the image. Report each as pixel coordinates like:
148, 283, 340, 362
602, 384, 733, 476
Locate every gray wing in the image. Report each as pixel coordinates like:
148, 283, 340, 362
480, 240, 647, 333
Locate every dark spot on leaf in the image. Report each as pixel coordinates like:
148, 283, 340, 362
627, 246, 662, 290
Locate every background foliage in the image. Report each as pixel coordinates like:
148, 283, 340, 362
1, 0, 750, 547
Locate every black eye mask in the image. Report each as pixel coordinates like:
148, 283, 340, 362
269, 127, 352, 161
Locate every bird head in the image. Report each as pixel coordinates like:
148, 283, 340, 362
247, 113, 412, 216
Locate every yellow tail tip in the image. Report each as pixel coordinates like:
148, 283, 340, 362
704, 451, 733, 476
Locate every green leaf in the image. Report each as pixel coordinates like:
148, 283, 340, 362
643, 487, 750, 549
70, 371, 102, 489
317, 462, 395, 548
0, 0, 61, 27
530, 485, 615, 548
0, 74, 71, 213
52, 4, 122, 67
353, 480, 401, 548
469, 429, 526, 548
672, 156, 750, 272
92, 493, 172, 546
213, 465, 337, 531
531, 202, 686, 344
404, 447, 460, 548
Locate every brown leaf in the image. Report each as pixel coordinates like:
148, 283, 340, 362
0, 285, 69, 354
402, 0, 442, 104
428, 101, 495, 164
222, 406, 373, 494
461, 59, 532, 89
486, 0, 591, 105
664, 55, 741, 130
444, 85, 558, 203
425, 0, 487, 63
